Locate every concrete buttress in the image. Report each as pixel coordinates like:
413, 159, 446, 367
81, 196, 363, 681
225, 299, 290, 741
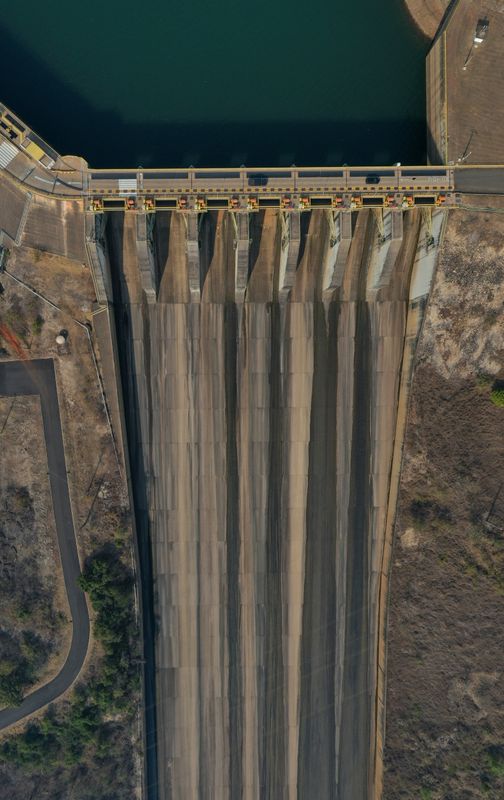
136, 212, 157, 302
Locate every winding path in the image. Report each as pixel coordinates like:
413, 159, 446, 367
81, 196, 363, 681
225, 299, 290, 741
0, 358, 89, 730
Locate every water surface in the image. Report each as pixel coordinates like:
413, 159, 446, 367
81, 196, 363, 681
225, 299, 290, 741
1, 0, 427, 166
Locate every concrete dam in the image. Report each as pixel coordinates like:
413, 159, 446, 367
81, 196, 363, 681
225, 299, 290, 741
95, 204, 442, 800
2, 96, 493, 799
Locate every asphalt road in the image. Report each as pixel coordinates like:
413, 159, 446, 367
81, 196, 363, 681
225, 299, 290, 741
454, 167, 504, 195
0, 359, 89, 730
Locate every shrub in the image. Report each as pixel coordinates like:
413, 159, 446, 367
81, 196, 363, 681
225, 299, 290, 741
476, 372, 493, 388
0, 546, 138, 772
486, 745, 504, 776
0, 659, 24, 707
32, 315, 44, 335
0, 628, 51, 706
490, 387, 504, 407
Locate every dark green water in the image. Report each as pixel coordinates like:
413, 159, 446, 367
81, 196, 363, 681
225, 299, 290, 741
1, 0, 428, 167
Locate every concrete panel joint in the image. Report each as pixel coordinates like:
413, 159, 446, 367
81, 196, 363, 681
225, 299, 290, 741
15, 191, 33, 246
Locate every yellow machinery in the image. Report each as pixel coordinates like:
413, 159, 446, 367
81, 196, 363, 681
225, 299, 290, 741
88, 198, 104, 213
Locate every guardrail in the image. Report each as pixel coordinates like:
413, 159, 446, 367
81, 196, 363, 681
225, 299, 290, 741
88, 165, 454, 197
86, 167, 454, 212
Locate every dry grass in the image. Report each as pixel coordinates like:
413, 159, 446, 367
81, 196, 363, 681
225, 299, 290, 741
384, 209, 504, 799
0, 230, 140, 798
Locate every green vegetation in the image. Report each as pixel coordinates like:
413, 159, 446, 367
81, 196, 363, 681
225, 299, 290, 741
0, 657, 23, 707
486, 746, 504, 777
9, 485, 31, 512
476, 372, 493, 388
479, 746, 504, 794
31, 314, 44, 335
0, 632, 48, 707
0, 547, 138, 772
490, 387, 504, 408
410, 496, 452, 526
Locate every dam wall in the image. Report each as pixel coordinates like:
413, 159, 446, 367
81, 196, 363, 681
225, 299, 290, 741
105, 206, 428, 800
426, 31, 448, 164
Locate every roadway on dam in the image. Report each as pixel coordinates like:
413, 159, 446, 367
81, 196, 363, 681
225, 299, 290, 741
107, 206, 421, 800
453, 167, 504, 195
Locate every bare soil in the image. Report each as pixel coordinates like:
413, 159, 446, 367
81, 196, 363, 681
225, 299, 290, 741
0, 245, 129, 567
0, 228, 140, 798
0, 396, 70, 705
383, 209, 504, 799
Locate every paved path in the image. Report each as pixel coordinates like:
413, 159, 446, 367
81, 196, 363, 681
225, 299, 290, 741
0, 359, 89, 730
454, 167, 504, 195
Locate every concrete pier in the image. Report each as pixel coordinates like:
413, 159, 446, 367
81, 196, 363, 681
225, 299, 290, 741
185, 212, 200, 299
136, 213, 157, 302
280, 211, 301, 296
324, 211, 354, 296
234, 212, 250, 301
85, 213, 113, 305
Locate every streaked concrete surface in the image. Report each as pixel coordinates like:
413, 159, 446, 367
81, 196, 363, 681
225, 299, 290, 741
107, 208, 422, 800
372, 210, 447, 800
0, 180, 29, 243
21, 195, 85, 261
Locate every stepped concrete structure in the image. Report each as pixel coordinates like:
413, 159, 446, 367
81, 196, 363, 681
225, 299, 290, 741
99, 204, 443, 800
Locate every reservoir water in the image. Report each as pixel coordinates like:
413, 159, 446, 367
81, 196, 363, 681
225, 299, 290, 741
0, 0, 428, 167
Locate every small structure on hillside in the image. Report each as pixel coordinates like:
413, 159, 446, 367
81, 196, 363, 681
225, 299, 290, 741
474, 18, 489, 45
55, 329, 69, 354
